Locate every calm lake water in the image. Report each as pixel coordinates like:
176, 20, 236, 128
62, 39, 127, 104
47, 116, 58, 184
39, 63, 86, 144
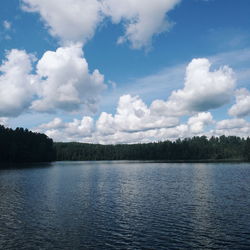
0, 162, 250, 249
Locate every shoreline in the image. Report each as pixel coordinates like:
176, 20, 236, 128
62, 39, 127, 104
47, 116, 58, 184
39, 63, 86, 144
1, 158, 249, 165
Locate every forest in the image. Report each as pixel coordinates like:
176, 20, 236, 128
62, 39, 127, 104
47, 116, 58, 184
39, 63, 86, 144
55, 136, 250, 162
0, 125, 250, 163
0, 125, 55, 164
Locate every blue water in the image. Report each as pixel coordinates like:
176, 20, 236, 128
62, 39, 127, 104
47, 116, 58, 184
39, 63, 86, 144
0, 162, 250, 249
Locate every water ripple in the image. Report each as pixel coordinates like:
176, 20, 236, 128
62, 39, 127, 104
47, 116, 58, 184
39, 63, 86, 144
0, 162, 250, 249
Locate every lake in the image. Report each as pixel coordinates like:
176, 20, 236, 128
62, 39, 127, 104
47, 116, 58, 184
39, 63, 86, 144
0, 162, 250, 249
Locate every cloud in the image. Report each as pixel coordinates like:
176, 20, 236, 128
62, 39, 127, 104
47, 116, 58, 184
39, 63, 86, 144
101, 47, 250, 110
35, 94, 180, 143
37, 109, 250, 144
3, 20, 11, 30
0, 117, 9, 126
102, 0, 181, 49
187, 112, 214, 134
214, 118, 250, 138
31, 44, 106, 113
228, 88, 250, 117
151, 58, 236, 116
35, 95, 215, 144
2, 51, 241, 142
21, 0, 102, 45
0, 49, 36, 117
21, 0, 181, 49
216, 118, 248, 130
100, 62, 185, 112
65, 116, 94, 137
38, 117, 64, 130
97, 94, 179, 134
0, 45, 106, 117
32, 56, 241, 144
36, 116, 94, 141
35, 113, 214, 144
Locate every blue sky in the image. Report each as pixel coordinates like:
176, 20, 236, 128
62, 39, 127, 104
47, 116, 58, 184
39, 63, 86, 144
1, 0, 250, 143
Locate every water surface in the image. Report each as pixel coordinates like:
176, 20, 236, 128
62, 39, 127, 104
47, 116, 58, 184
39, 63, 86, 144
0, 162, 250, 249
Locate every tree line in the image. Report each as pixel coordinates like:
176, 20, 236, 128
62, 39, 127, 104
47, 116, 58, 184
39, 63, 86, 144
0, 124, 250, 163
55, 135, 250, 162
0, 125, 55, 164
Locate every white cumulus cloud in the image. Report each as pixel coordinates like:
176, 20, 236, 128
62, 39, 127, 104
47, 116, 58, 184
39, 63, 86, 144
35, 96, 216, 144
216, 118, 248, 130
21, 0, 181, 49
187, 112, 214, 134
38, 117, 65, 130
32, 56, 241, 144
229, 88, 250, 117
36, 116, 94, 142
116, 95, 179, 131
151, 58, 236, 116
102, 0, 181, 49
0, 46, 106, 117
97, 94, 179, 135
214, 118, 250, 138
31, 44, 106, 113
21, 0, 102, 45
0, 49, 36, 117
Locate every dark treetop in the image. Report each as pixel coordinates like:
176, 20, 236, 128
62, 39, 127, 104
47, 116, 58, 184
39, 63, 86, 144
55, 135, 250, 162
1, 125, 250, 164
0, 125, 55, 164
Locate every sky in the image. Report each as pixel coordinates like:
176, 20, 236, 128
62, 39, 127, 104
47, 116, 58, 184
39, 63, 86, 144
0, 0, 250, 144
